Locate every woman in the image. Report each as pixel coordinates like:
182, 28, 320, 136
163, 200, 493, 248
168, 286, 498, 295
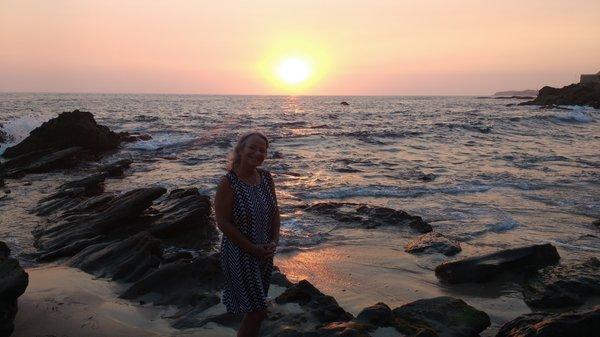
214, 131, 281, 337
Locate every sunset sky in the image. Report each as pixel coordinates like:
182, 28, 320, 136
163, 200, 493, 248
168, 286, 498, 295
1, 0, 599, 95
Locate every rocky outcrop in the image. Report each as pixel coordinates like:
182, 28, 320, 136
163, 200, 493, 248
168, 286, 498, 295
519, 82, 600, 109
304, 202, 432, 233
392, 297, 490, 337
149, 188, 218, 249
0, 111, 125, 178
405, 232, 461, 256
275, 280, 354, 324
2, 110, 121, 159
0, 147, 85, 178
522, 257, 600, 308
120, 254, 222, 307
496, 306, 600, 337
261, 294, 489, 337
0, 242, 29, 337
68, 231, 163, 282
435, 244, 560, 284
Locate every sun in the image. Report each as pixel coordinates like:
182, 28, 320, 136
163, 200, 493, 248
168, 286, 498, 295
276, 57, 312, 85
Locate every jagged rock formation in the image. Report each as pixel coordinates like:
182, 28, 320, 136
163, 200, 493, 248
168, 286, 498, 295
435, 244, 560, 284
496, 306, 600, 337
519, 82, 600, 109
522, 257, 600, 308
303, 202, 432, 233
2, 110, 121, 159
405, 232, 461, 256
0, 110, 127, 179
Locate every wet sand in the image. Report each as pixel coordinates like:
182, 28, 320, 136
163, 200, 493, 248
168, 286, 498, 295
13, 265, 236, 337
275, 227, 533, 336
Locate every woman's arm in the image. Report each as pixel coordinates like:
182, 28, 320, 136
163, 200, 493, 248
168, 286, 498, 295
214, 176, 272, 259
268, 173, 281, 246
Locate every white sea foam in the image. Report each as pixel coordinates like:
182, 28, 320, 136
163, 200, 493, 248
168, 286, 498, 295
124, 133, 196, 151
551, 110, 593, 123
0, 115, 48, 155
299, 184, 492, 200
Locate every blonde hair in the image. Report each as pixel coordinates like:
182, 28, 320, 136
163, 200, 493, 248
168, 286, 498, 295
227, 131, 269, 171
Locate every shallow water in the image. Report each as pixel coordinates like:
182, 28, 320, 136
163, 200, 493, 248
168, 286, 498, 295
1, 93, 599, 333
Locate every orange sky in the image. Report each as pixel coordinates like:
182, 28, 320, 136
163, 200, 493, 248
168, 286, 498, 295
1, 0, 599, 95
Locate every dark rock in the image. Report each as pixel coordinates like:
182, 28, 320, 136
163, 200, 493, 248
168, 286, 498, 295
315, 321, 373, 337
276, 280, 354, 324
2, 110, 121, 159
271, 270, 294, 288
162, 251, 194, 264
355, 302, 393, 326
340, 102, 350, 106
0, 126, 6, 144
149, 188, 218, 250
405, 232, 461, 256
34, 187, 166, 259
304, 202, 432, 233
419, 173, 437, 182
435, 244, 560, 284
120, 254, 222, 307
100, 159, 132, 177
496, 306, 600, 337
391, 297, 490, 337
68, 231, 163, 282
522, 257, 600, 308
0, 241, 29, 337
0, 242, 9, 258
519, 82, 600, 109
119, 132, 152, 143
0, 146, 85, 178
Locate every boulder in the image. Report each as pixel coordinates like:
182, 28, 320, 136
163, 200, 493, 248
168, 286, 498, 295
149, 188, 219, 250
68, 231, 163, 282
276, 280, 354, 324
0, 242, 29, 337
391, 297, 490, 337
99, 159, 132, 177
120, 254, 222, 307
2, 110, 121, 159
340, 101, 350, 106
304, 202, 432, 233
522, 257, 600, 308
405, 232, 461, 256
435, 244, 560, 284
496, 306, 600, 337
519, 82, 600, 109
355, 302, 393, 326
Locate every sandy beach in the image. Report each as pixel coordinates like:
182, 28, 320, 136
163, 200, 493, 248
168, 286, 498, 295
13, 265, 236, 337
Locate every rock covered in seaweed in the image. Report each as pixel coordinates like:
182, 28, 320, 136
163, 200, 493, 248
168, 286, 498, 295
0, 242, 29, 337
405, 232, 461, 256
522, 257, 600, 308
304, 202, 432, 233
496, 306, 600, 337
391, 296, 490, 337
434, 244, 560, 284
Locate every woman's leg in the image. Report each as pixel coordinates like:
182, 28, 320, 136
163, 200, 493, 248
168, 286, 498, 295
237, 309, 268, 337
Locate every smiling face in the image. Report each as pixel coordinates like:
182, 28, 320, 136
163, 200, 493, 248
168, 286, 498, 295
238, 134, 268, 168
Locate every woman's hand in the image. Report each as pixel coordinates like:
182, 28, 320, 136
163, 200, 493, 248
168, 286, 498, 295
250, 243, 276, 259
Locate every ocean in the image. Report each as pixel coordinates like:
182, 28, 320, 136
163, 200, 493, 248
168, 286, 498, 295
1, 93, 599, 333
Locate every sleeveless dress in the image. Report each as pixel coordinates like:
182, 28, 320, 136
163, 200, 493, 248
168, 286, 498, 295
220, 168, 278, 314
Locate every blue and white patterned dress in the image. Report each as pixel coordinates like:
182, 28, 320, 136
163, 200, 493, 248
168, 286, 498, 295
220, 168, 277, 314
